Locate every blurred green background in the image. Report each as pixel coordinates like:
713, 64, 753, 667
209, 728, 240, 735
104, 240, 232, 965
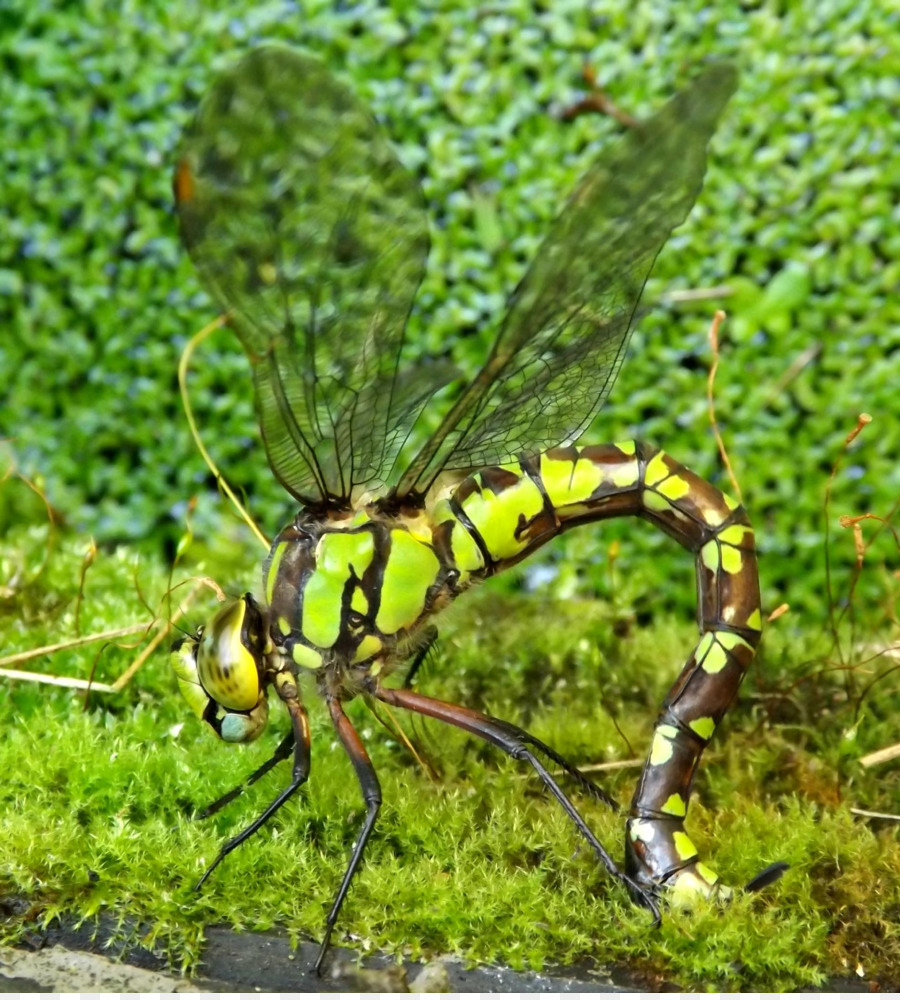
2, 0, 899, 625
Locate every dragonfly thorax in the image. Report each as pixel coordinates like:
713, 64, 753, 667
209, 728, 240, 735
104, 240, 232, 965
262, 506, 456, 693
171, 504, 461, 743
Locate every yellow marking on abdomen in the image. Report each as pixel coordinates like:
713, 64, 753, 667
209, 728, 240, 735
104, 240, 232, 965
540, 453, 605, 507
460, 472, 544, 561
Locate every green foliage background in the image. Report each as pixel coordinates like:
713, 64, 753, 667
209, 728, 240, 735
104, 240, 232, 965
2, 0, 899, 624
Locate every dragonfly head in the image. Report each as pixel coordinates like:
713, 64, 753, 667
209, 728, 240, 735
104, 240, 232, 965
171, 594, 271, 743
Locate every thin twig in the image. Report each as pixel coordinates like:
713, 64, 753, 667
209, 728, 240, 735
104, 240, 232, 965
179, 314, 269, 551
762, 341, 822, 405
550, 757, 643, 778
0, 668, 116, 693
859, 743, 900, 768
850, 807, 900, 822
74, 537, 98, 635
557, 64, 640, 128
111, 620, 176, 693
824, 413, 873, 664
663, 285, 734, 305
558, 91, 640, 128
0, 624, 151, 667
110, 578, 212, 692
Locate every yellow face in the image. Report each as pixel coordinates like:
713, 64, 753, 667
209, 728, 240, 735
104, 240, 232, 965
171, 595, 270, 743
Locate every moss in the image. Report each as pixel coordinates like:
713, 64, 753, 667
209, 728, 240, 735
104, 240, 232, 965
2, 526, 898, 989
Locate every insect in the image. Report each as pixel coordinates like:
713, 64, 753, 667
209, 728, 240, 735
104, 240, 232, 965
171, 46, 763, 971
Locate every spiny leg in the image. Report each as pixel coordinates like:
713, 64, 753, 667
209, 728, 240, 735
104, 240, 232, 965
376, 684, 620, 809
195, 682, 310, 890
374, 684, 657, 919
198, 731, 296, 819
398, 628, 615, 806
403, 623, 438, 688
315, 695, 382, 976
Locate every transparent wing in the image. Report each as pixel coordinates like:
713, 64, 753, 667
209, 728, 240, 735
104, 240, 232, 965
394, 64, 737, 497
175, 46, 445, 505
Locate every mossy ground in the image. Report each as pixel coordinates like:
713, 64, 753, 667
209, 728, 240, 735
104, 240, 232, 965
1, 523, 897, 991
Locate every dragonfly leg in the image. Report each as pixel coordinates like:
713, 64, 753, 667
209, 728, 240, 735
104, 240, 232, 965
195, 679, 310, 890
403, 623, 438, 687
197, 730, 296, 819
314, 695, 382, 976
373, 684, 657, 916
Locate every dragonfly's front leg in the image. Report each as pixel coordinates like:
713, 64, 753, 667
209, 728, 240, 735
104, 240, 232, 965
623, 443, 762, 903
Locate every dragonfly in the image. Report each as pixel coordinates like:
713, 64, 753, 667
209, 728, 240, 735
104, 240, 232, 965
170, 46, 764, 972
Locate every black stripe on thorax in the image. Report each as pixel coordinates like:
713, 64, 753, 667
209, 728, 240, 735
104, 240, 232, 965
349, 522, 388, 633
447, 489, 494, 574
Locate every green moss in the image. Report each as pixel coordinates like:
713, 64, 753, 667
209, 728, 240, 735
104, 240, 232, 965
2, 527, 898, 989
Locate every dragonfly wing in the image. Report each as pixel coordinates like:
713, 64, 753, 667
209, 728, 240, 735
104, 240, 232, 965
395, 64, 737, 497
175, 46, 438, 505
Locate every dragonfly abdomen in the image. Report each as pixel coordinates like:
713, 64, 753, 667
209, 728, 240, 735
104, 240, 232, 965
435, 440, 759, 621
433, 440, 762, 898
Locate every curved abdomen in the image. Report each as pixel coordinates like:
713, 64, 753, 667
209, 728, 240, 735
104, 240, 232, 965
429, 439, 761, 897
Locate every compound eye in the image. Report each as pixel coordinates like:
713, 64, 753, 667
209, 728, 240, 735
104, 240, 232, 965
170, 598, 271, 745
197, 597, 264, 712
